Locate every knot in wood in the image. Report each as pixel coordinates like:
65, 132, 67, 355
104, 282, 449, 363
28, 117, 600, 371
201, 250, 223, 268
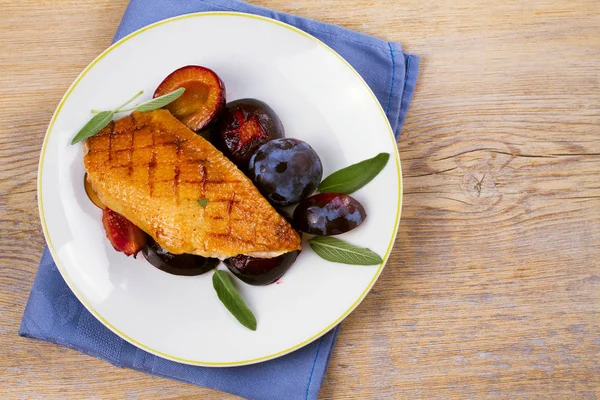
462, 170, 498, 203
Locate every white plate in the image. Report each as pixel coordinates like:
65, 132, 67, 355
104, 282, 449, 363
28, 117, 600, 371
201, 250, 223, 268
38, 12, 402, 366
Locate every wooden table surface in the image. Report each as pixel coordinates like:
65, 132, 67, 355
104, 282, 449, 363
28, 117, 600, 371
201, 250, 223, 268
1, 0, 598, 398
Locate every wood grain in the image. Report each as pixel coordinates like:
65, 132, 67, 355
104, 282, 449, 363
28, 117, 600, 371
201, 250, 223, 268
1, 0, 598, 399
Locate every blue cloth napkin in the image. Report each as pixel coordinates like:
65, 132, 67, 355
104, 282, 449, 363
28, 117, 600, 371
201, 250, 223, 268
20, 1, 419, 399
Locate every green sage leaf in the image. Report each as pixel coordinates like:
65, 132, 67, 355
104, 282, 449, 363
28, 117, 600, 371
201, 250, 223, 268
212, 270, 257, 331
309, 236, 383, 265
135, 87, 185, 112
197, 199, 209, 207
71, 111, 114, 145
114, 90, 144, 112
318, 153, 390, 194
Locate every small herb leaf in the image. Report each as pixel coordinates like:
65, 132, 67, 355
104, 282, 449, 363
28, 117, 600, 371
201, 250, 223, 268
114, 90, 144, 112
135, 88, 185, 112
71, 111, 114, 145
197, 199, 209, 207
318, 153, 390, 194
309, 236, 383, 265
212, 270, 257, 331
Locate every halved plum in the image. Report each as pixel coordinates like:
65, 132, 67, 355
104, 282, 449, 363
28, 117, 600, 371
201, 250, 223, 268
142, 236, 218, 276
84, 173, 105, 209
154, 65, 225, 132
102, 208, 147, 257
224, 250, 300, 286
216, 98, 284, 171
292, 193, 366, 235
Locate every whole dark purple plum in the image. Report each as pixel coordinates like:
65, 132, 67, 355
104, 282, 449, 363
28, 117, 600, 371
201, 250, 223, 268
249, 138, 322, 207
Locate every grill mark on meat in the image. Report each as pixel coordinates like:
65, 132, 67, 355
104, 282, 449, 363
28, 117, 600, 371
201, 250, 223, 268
225, 192, 236, 237
127, 115, 136, 177
148, 129, 157, 196
207, 233, 233, 240
173, 139, 182, 206
212, 199, 241, 204
200, 163, 207, 198
227, 192, 235, 215
207, 233, 257, 248
107, 121, 115, 161
173, 179, 240, 185
133, 114, 142, 132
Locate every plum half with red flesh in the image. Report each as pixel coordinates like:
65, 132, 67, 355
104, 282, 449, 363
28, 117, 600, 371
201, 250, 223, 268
102, 208, 147, 257
154, 65, 225, 132
216, 98, 284, 171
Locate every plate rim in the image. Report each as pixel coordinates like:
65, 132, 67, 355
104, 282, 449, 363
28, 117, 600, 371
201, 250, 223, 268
37, 11, 403, 367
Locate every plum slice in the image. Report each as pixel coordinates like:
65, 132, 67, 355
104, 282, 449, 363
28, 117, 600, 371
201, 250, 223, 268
102, 208, 147, 257
154, 65, 225, 131
142, 236, 218, 276
224, 250, 300, 286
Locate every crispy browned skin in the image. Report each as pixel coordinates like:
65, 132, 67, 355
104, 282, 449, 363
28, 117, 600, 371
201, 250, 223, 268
84, 110, 301, 259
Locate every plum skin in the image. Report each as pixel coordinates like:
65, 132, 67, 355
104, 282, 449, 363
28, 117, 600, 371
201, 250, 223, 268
292, 193, 366, 235
216, 98, 284, 171
249, 138, 323, 207
142, 236, 219, 276
224, 250, 300, 285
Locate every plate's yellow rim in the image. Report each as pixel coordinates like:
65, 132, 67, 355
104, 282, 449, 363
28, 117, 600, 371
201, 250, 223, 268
37, 11, 403, 367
